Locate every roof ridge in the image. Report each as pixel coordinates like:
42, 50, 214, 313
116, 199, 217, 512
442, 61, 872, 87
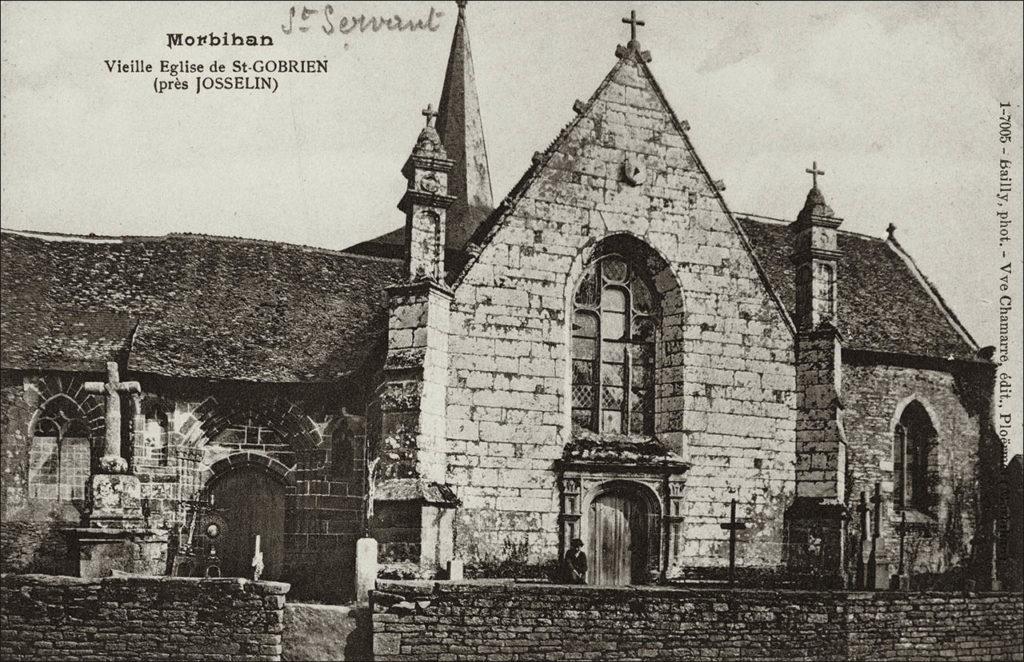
1, 228, 132, 242
2, 227, 404, 264
736, 214, 889, 242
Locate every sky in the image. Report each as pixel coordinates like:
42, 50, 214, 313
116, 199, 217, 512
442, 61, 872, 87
2, 1, 1022, 456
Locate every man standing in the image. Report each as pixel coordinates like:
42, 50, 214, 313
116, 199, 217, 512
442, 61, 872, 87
562, 538, 587, 584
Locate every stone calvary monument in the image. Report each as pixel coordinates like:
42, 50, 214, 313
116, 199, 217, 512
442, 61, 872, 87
64, 362, 166, 578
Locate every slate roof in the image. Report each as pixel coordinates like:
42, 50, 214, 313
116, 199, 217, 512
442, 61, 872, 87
737, 216, 978, 361
2, 214, 980, 383
0, 230, 403, 382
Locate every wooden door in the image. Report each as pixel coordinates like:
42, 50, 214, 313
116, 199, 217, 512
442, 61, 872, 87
208, 466, 286, 581
589, 490, 648, 585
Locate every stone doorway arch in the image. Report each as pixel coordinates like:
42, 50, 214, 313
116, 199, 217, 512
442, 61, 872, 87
585, 480, 660, 585
205, 456, 291, 581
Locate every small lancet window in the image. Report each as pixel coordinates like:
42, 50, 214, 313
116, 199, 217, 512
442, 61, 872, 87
894, 401, 937, 511
572, 255, 656, 435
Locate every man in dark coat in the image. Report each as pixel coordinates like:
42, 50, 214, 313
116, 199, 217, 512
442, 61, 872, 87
562, 538, 587, 584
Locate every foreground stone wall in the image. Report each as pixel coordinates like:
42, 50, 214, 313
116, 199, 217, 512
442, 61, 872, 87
0, 573, 289, 661
371, 580, 1023, 662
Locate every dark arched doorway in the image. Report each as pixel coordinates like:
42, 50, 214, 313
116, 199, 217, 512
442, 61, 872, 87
587, 484, 653, 585
208, 465, 286, 581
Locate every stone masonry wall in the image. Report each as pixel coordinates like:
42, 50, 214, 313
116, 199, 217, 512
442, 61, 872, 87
1, 372, 364, 602
371, 580, 1024, 662
445, 53, 797, 570
843, 362, 982, 580
0, 573, 289, 661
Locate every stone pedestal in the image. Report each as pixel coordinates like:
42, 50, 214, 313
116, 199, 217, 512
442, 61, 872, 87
64, 527, 168, 578
63, 473, 167, 578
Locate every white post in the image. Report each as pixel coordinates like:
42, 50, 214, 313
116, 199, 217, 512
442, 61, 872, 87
251, 534, 264, 581
355, 537, 378, 603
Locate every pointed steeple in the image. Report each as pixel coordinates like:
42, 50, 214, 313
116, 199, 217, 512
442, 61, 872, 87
436, 0, 494, 251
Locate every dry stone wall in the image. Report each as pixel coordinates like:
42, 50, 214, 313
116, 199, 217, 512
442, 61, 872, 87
0, 573, 289, 661
371, 580, 1024, 662
446, 54, 797, 569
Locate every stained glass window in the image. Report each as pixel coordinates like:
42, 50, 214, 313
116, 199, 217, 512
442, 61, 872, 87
571, 255, 656, 434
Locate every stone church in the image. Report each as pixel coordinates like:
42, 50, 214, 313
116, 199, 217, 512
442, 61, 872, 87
0, 4, 1005, 599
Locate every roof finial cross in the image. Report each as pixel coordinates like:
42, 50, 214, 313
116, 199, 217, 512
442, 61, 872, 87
422, 103, 438, 127
622, 9, 645, 43
805, 160, 825, 189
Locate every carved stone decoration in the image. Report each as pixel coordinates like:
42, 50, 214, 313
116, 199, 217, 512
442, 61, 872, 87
622, 155, 647, 186
88, 473, 144, 527
419, 172, 441, 193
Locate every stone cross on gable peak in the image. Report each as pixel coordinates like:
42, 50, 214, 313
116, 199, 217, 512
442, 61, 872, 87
422, 103, 438, 127
806, 160, 825, 189
84, 361, 141, 474
622, 9, 645, 43
615, 9, 652, 63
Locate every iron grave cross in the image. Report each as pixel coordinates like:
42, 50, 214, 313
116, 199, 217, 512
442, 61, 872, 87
84, 361, 141, 473
622, 10, 645, 43
720, 498, 747, 586
422, 103, 438, 127
806, 160, 825, 188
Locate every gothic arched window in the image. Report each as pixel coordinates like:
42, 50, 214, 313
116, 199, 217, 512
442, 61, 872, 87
572, 255, 656, 435
29, 395, 92, 501
894, 401, 937, 511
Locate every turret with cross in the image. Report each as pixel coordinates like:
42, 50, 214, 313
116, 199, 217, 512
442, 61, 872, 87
791, 158, 843, 331
399, 103, 456, 282
785, 157, 849, 587
615, 9, 652, 62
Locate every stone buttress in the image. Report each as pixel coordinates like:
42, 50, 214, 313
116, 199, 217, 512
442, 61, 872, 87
784, 183, 849, 585
371, 112, 458, 576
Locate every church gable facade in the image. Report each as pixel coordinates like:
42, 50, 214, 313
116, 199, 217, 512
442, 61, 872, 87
437, 48, 798, 575
0, 4, 1003, 596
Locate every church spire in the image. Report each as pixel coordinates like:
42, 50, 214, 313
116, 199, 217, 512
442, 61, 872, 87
436, 0, 494, 250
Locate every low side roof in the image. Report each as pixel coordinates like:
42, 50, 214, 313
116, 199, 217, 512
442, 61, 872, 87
1, 230, 403, 382
738, 216, 979, 361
